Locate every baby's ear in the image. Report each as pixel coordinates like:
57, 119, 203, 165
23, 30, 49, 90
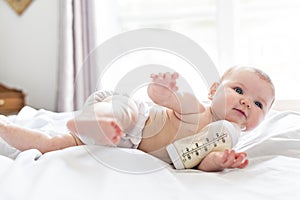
208, 82, 219, 100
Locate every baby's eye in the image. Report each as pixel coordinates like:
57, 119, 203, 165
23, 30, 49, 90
234, 87, 243, 94
255, 101, 263, 109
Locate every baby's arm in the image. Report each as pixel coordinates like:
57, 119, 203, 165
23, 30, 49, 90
0, 115, 81, 154
197, 149, 249, 172
148, 72, 205, 114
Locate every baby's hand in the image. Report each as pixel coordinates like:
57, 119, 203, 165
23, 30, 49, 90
148, 72, 179, 105
150, 72, 179, 92
197, 149, 249, 172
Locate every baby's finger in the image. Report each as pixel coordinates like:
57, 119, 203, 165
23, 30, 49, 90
230, 154, 247, 168
238, 159, 249, 169
228, 150, 238, 165
150, 74, 158, 79
222, 150, 236, 167
235, 152, 247, 159
171, 72, 179, 79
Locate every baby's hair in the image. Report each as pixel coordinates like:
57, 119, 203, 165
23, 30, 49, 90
220, 65, 274, 89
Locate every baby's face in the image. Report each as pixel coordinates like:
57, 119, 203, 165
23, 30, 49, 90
210, 69, 274, 131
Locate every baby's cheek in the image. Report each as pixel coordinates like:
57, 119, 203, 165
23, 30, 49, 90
248, 114, 264, 130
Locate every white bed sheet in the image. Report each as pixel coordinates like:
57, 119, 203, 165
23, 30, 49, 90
1, 106, 300, 200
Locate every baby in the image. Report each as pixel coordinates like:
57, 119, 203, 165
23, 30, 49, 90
0, 66, 275, 172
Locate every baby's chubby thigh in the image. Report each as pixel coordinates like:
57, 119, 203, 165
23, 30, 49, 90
94, 95, 139, 131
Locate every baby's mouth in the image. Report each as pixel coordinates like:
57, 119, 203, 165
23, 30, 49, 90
233, 108, 247, 119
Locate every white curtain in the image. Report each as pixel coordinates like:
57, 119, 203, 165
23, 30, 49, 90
57, 0, 97, 112
57, 0, 121, 112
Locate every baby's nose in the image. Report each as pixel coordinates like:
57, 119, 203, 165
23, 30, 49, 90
240, 98, 251, 108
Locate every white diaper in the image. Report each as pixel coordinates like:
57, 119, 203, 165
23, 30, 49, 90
118, 100, 150, 148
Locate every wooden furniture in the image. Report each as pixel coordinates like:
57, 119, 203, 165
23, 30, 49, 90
0, 83, 25, 115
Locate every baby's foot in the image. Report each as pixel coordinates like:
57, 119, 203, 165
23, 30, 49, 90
97, 118, 124, 145
67, 117, 124, 146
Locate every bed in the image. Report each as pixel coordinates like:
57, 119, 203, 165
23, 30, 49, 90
1, 101, 300, 200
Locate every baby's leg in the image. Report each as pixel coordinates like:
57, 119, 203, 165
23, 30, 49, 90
67, 117, 123, 146
68, 94, 139, 146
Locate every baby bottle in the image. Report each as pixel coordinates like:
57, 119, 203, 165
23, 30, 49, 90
166, 120, 241, 169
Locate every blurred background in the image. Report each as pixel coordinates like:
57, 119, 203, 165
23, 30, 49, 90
0, 0, 299, 112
